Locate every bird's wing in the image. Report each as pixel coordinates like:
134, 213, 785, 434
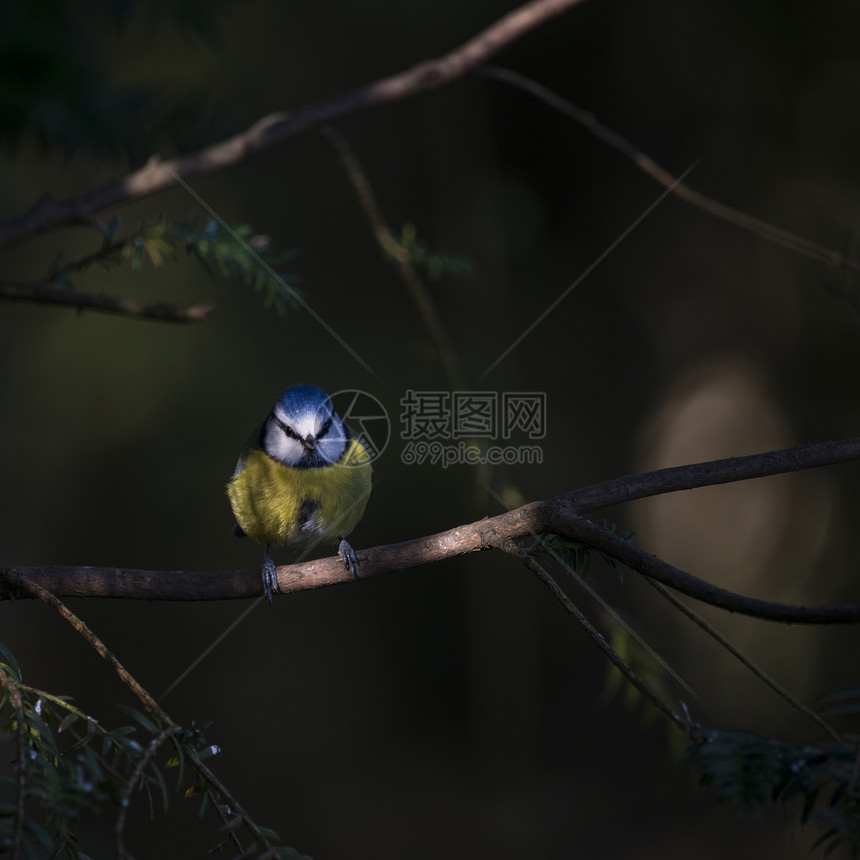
233, 423, 265, 475
230, 423, 264, 538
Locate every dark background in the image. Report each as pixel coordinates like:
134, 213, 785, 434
1, 0, 859, 856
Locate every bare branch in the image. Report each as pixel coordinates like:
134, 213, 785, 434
646, 579, 843, 741
5, 573, 280, 854
543, 512, 860, 624
326, 127, 468, 389
2, 438, 858, 623
6, 572, 172, 724
492, 532, 688, 732
565, 437, 860, 513
0, 280, 215, 322
478, 65, 860, 276
0, 0, 584, 249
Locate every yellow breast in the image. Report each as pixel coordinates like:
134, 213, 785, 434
227, 439, 372, 548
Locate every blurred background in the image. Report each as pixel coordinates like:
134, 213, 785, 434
1, 0, 859, 856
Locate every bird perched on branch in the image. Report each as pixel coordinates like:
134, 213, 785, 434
227, 383, 372, 602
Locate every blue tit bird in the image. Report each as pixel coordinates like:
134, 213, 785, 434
227, 384, 372, 603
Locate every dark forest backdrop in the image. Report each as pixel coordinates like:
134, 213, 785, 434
1, 0, 859, 857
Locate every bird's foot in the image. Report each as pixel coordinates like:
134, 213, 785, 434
262, 547, 279, 604
338, 538, 360, 580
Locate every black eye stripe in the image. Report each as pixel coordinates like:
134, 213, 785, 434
276, 417, 297, 438
276, 414, 333, 440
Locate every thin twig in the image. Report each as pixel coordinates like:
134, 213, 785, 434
0, 281, 214, 323
5, 574, 276, 856
493, 533, 689, 732
115, 725, 183, 859
0, 0, 584, 248
646, 578, 843, 742
185, 750, 274, 853
6, 573, 172, 724
326, 127, 506, 511
482, 480, 697, 700
325, 127, 468, 389
477, 65, 860, 275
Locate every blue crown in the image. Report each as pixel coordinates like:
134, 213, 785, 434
276, 384, 333, 418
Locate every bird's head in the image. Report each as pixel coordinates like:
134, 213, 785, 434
262, 384, 348, 468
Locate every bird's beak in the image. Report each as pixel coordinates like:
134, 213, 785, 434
303, 434, 316, 451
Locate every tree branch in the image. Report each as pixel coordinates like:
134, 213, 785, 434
478, 65, 860, 276
543, 512, 860, 624
0, 0, 584, 249
0, 280, 215, 322
325, 127, 469, 390
5, 572, 172, 723
2, 438, 858, 622
564, 437, 860, 513
4, 573, 281, 855
492, 532, 688, 732
645, 578, 843, 741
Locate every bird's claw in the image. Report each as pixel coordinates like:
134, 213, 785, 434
262, 547, 279, 604
338, 538, 360, 580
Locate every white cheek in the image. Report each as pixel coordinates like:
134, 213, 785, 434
317, 416, 347, 464
316, 437, 341, 464
263, 423, 304, 466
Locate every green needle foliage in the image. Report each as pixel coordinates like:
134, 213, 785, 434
686, 723, 860, 858
0, 641, 309, 860
47, 211, 300, 313
394, 224, 473, 281
519, 529, 860, 856
177, 216, 300, 312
